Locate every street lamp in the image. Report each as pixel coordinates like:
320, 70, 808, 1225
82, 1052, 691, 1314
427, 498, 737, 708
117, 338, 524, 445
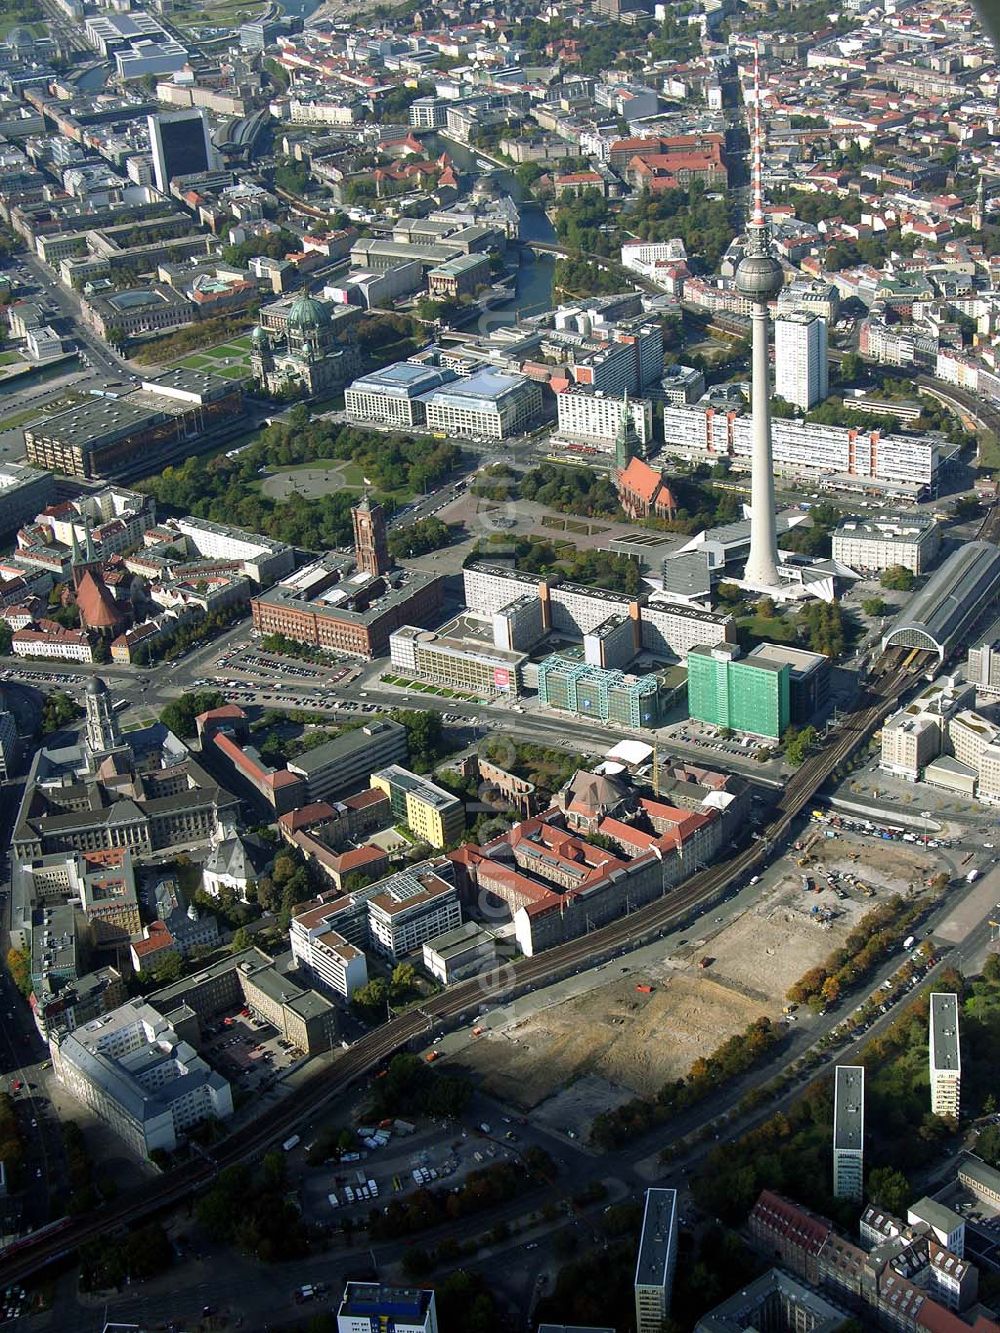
921, 810, 931, 847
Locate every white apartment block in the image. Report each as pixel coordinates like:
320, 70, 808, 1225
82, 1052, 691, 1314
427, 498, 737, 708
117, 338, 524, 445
880, 712, 942, 780
463, 564, 734, 663
50, 1000, 232, 1158
833, 1065, 864, 1203
12, 627, 94, 663
777, 279, 840, 323
640, 598, 735, 663
775, 312, 828, 411
172, 517, 295, 585
832, 512, 941, 575
930, 992, 961, 1120
556, 388, 653, 450
968, 642, 1000, 698
949, 710, 1000, 774
634, 1188, 679, 1333
660, 405, 939, 489
978, 745, 1000, 805
289, 917, 368, 1000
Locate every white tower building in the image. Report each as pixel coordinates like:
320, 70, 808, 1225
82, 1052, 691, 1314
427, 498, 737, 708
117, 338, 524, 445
735, 45, 784, 591
84, 675, 121, 757
775, 311, 828, 410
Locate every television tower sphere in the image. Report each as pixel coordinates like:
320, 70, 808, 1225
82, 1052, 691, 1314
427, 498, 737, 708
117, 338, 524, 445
735, 249, 784, 301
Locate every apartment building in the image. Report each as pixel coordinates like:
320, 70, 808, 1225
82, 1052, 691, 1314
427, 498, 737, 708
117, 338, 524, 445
634, 1188, 679, 1333
833, 1065, 864, 1202
555, 388, 653, 451
930, 992, 961, 1120
880, 712, 944, 780
775, 312, 828, 411
832, 512, 941, 575
967, 641, 1000, 698
289, 904, 369, 1000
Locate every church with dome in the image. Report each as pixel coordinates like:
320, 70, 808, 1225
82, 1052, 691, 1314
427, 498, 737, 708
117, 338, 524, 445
250, 292, 362, 399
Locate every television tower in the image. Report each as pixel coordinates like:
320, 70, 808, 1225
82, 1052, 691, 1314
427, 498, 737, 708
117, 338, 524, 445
735, 43, 784, 591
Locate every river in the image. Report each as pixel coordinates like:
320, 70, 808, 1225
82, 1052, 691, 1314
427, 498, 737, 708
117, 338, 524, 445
421, 132, 557, 331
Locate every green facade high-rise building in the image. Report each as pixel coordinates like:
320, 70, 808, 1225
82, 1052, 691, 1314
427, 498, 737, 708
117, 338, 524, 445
687, 643, 790, 740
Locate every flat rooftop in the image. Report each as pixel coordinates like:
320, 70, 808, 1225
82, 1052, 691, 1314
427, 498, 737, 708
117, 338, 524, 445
287, 720, 405, 776
635, 1187, 677, 1290
834, 1065, 864, 1152
930, 992, 961, 1075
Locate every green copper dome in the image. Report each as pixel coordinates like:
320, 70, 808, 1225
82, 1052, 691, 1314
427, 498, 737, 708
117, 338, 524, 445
286, 293, 331, 331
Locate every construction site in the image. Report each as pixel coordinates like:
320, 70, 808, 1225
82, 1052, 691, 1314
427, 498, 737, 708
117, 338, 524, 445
450, 824, 945, 1133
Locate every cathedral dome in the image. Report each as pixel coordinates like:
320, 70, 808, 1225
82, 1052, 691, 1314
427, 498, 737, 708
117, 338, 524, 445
286, 294, 331, 331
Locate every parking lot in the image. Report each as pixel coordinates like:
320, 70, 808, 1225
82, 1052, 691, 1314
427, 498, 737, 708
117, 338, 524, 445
201, 1010, 304, 1093
297, 1121, 523, 1224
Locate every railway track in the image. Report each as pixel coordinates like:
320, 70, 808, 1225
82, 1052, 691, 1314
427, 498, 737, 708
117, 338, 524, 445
0, 655, 923, 1287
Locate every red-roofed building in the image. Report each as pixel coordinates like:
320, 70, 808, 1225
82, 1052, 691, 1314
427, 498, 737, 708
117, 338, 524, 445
75, 568, 125, 633
210, 731, 306, 816
615, 455, 677, 521
749, 1191, 833, 1284
129, 920, 177, 973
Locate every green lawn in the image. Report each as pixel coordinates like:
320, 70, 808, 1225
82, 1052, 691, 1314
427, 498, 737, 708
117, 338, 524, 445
231, 335, 253, 350
0, 351, 25, 367
0, 405, 43, 431
178, 355, 214, 370
738, 614, 798, 645
214, 365, 252, 380
978, 430, 1000, 474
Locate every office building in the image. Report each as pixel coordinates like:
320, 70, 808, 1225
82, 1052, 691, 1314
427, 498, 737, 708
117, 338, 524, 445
345, 364, 458, 428
930, 992, 961, 1120
171, 516, 294, 586
0, 461, 55, 539
389, 625, 527, 698
634, 1188, 679, 1333
832, 512, 941, 575
250, 559, 443, 660
366, 864, 462, 960
538, 656, 672, 729
833, 1065, 864, 1202
777, 279, 841, 324
687, 642, 791, 740
421, 922, 497, 987
50, 999, 232, 1158
286, 720, 408, 803
420, 369, 542, 440
147, 109, 214, 195
352, 495, 390, 578
775, 312, 828, 411
337, 1284, 437, 1333
370, 766, 464, 848
695, 1269, 845, 1333
555, 389, 653, 452
968, 641, 1000, 698
747, 643, 830, 724
149, 946, 338, 1055
23, 370, 246, 482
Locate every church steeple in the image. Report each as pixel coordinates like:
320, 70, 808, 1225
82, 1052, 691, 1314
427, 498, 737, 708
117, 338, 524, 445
83, 516, 97, 563
69, 523, 82, 567
615, 390, 640, 468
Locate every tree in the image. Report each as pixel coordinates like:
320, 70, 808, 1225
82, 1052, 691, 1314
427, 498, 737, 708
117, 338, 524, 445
6, 946, 31, 999
863, 597, 887, 617
784, 725, 817, 767
353, 976, 390, 1021
159, 690, 224, 740
0, 620, 11, 655
868, 1165, 911, 1215
881, 565, 914, 592
231, 927, 252, 952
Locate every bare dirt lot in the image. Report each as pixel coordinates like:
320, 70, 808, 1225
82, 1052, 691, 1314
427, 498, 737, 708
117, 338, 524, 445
456, 831, 937, 1119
